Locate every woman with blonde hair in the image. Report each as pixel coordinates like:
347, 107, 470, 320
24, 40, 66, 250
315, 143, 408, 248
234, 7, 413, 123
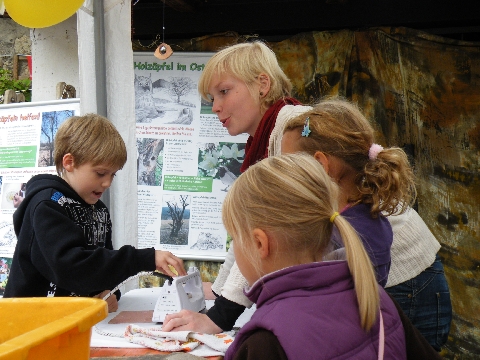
162, 41, 311, 333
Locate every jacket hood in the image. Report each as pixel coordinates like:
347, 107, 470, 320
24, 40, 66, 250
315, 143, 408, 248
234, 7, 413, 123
13, 174, 84, 231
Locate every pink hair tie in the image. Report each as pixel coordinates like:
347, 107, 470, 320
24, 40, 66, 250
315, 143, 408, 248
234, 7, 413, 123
369, 143, 383, 160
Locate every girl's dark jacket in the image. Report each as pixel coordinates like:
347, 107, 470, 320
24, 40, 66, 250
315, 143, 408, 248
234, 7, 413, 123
4, 174, 155, 298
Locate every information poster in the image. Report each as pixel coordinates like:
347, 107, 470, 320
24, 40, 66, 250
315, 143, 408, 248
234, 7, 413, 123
134, 52, 248, 260
0, 99, 80, 294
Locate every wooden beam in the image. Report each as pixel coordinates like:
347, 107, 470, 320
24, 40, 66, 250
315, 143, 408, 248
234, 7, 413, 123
12, 54, 28, 80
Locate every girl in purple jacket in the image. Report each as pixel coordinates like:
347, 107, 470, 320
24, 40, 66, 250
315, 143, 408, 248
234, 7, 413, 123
222, 153, 407, 360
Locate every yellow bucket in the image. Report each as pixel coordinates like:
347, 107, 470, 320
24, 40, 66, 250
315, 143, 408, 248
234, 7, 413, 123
0, 297, 107, 360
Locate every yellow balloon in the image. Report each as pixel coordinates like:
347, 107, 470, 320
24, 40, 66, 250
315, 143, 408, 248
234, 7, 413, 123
4, 0, 84, 28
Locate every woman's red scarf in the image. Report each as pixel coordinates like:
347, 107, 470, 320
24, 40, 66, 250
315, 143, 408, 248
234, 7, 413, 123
240, 97, 302, 172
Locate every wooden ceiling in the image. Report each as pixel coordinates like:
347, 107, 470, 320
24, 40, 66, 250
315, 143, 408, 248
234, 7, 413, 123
131, 0, 480, 43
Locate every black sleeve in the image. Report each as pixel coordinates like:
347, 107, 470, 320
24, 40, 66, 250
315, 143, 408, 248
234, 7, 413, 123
31, 200, 156, 295
232, 329, 288, 360
206, 295, 246, 331
386, 293, 443, 360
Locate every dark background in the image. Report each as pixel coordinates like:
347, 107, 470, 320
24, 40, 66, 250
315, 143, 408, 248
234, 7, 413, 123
132, 0, 480, 43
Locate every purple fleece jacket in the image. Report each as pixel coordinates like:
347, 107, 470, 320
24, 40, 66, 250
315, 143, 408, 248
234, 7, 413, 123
225, 261, 406, 360
339, 203, 393, 287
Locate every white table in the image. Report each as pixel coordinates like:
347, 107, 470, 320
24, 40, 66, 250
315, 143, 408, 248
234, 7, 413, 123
91, 287, 255, 354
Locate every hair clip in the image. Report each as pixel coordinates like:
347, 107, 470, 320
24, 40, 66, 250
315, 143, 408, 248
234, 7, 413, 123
301, 117, 311, 137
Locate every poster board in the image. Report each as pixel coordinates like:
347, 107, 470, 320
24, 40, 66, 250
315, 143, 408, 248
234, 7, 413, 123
133, 52, 248, 261
0, 98, 81, 294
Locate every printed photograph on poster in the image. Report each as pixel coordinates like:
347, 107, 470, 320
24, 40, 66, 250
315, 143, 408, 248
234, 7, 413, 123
190, 230, 224, 251
0, 207, 18, 249
0, 221, 16, 248
160, 194, 190, 246
135, 72, 196, 125
0, 257, 11, 296
38, 109, 75, 167
1, 182, 26, 210
134, 52, 212, 125
137, 138, 164, 186
198, 142, 245, 192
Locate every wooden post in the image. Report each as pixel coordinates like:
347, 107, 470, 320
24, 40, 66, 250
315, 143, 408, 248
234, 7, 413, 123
13, 55, 18, 80
12, 54, 29, 80
56, 82, 76, 99
15, 92, 25, 102
4, 90, 17, 104
3, 89, 25, 104
56, 82, 66, 99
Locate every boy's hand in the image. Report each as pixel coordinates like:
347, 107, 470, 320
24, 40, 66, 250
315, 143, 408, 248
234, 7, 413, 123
155, 250, 187, 277
94, 290, 119, 312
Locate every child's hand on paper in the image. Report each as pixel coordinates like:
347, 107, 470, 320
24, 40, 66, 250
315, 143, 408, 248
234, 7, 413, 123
154, 250, 187, 277
162, 309, 222, 334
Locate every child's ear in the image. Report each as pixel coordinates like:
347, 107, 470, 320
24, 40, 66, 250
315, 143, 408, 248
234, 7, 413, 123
252, 228, 270, 259
62, 153, 75, 172
314, 151, 330, 174
257, 73, 271, 98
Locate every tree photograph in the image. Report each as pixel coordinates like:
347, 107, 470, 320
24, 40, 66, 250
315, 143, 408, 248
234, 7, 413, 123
137, 138, 164, 186
38, 110, 74, 167
159, 194, 190, 246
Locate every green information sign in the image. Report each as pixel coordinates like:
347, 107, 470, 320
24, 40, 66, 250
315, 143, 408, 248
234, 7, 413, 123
0, 146, 37, 168
163, 175, 213, 192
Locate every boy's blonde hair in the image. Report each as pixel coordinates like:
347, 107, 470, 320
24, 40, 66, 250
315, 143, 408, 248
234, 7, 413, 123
284, 98, 417, 217
54, 113, 127, 175
198, 41, 292, 112
222, 153, 380, 331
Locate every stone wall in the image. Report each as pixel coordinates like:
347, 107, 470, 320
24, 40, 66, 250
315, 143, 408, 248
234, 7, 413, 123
0, 18, 31, 79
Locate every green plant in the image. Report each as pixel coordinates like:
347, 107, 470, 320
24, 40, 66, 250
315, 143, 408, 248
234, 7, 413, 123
0, 68, 32, 103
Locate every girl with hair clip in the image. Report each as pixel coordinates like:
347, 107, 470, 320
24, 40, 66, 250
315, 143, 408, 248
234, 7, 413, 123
162, 41, 312, 333
222, 153, 407, 360
282, 98, 418, 287
282, 97, 451, 352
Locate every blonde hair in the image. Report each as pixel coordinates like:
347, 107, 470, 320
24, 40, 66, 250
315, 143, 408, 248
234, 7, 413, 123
198, 41, 292, 112
284, 98, 417, 217
222, 153, 380, 331
54, 113, 127, 175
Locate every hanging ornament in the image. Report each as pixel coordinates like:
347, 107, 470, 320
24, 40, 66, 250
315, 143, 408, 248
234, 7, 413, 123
154, 43, 173, 60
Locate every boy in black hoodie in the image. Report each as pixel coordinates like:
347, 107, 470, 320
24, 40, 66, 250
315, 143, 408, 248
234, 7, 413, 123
4, 114, 186, 311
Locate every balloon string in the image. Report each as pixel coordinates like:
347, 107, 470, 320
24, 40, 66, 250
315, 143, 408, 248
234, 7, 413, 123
162, 0, 165, 44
